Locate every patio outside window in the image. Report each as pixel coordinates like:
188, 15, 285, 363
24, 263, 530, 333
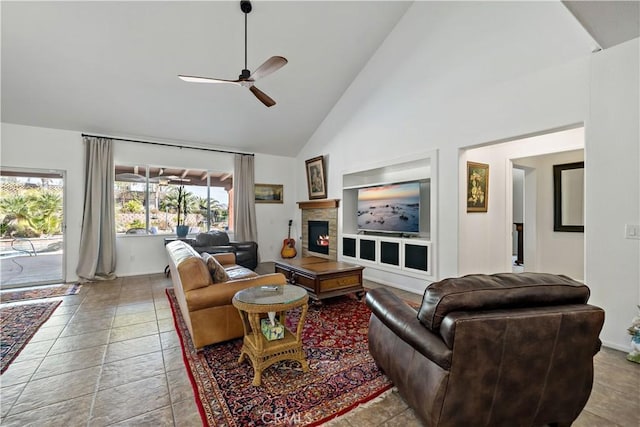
114, 165, 232, 235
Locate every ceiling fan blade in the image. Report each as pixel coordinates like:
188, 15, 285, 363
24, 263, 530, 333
178, 75, 241, 85
249, 85, 276, 107
249, 56, 288, 81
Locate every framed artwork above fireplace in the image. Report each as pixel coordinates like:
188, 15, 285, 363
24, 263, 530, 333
305, 155, 327, 199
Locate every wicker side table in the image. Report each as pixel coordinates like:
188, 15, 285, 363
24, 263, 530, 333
232, 285, 309, 386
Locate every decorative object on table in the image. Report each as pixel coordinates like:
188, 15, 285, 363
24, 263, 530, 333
175, 185, 190, 238
166, 288, 392, 426
466, 161, 489, 212
1, 300, 61, 373
0, 283, 81, 303
280, 219, 297, 259
260, 317, 284, 341
254, 183, 283, 204
177, 0, 287, 107
627, 305, 640, 363
305, 155, 327, 199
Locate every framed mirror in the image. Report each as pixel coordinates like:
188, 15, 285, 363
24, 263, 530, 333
553, 161, 584, 232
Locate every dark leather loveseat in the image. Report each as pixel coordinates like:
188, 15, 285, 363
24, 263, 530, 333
365, 272, 605, 427
184, 230, 258, 270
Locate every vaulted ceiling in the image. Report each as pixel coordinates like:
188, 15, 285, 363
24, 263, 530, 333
2, 1, 637, 157
1, 1, 411, 157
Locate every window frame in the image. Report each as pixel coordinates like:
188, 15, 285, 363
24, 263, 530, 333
114, 164, 231, 236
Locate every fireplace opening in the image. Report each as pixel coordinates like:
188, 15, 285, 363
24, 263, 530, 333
308, 220, 329, 255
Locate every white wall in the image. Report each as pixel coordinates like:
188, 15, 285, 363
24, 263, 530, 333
586, 39, 640, 351
1, 123, 297, 280
513, 149, 585, 280
254, 154, 297, 261
296, 3, 639, 349
512, 168, 524, 224
297, 1, 591, 282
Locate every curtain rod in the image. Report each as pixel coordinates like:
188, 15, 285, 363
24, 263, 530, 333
81, 133, 254, 156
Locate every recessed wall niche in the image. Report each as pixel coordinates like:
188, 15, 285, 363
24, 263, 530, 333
342, 157, 433, 238
340, 152, 437, 281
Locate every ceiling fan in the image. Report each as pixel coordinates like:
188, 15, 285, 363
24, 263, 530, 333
178, 0, 287, 107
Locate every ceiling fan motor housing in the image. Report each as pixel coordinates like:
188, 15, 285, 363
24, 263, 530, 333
240, 1, 252, 14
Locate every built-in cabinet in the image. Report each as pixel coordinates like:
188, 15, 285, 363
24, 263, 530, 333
341, 233, 432, 279
340, 152, 437, 281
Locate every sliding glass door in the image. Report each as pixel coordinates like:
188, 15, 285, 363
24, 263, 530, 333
0, 168, 65, 288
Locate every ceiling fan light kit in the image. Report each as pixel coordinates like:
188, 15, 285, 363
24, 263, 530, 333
178, 0, 287, 107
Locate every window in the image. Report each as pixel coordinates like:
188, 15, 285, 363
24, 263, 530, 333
114, 165, 232, 235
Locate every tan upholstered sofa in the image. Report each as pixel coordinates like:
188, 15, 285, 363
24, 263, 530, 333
166, 240, 286, 349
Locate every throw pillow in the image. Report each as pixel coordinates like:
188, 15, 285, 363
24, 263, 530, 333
201, 252, 231, 283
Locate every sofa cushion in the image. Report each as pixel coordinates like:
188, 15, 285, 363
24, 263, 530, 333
202, 252, 231, 283
417, 272, 590, 332
225, 265, 259, 280
195, 230, 230, 247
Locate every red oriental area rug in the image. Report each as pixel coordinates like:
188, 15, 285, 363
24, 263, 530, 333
0, 300, 61, 373
166, 288, 392, 426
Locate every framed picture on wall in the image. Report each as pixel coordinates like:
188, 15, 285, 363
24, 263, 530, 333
254, 183, 283, 204
305, 155, 327, 199
466, 161, 489, 212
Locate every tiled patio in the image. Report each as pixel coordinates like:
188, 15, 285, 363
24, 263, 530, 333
0, 253, 64, 288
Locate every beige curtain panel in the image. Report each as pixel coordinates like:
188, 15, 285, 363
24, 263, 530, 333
233, 154, 258, 243
76, 136, 117, 281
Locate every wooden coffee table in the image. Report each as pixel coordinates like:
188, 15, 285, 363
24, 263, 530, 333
275, 257, 364, 303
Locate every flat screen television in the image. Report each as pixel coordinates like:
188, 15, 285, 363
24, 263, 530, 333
357, 181, 420, 234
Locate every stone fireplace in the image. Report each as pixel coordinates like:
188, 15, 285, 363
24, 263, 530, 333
298, 199, 339, 260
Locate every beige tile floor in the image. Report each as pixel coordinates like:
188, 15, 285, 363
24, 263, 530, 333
0, 267, 638, 426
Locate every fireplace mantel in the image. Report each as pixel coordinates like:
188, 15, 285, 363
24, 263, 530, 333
297, 199, 340, 210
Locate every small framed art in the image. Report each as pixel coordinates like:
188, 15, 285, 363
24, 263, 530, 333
466, 161, 489, 212
255, 183, 283, 204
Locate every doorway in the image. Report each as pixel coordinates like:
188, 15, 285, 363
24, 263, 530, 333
459, 126, 584, 278
512, 167, 525, 273
0, 168, 65, 288
512, 149, 585, 280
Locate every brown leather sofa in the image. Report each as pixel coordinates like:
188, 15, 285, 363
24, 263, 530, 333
166, 240, 286, 349
365, 273, 605, 427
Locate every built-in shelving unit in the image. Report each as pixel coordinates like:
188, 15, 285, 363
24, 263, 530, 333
341, 233, 432, 279
340, 152, 437, 282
